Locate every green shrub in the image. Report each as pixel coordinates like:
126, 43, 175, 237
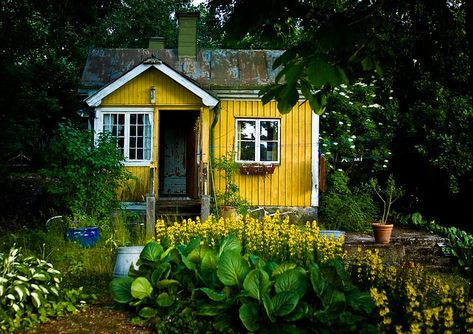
319, 171, 378, 232
0, 245, 93, 332
43, 122, 131, 222
110, 236, 377, 333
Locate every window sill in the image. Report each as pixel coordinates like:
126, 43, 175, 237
124, 161, 152, 167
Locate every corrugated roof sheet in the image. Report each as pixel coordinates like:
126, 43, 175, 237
79, 48, 284, 94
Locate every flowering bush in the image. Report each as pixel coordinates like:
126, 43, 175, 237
349, 247, 473, 333
155, 213, 345, 266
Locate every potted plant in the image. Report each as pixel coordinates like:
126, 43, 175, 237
65, 213, 101, 248
213, 152, 248, 219
370, 174, 404, 244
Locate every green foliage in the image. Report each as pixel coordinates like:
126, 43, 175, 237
410, 213, 473, 272
319, 171, 378, 232
110, 235, 377, 333
408, 87, 473, 193
320, 81, 398, 182
370, 175, 404, 224
0, 245, 93, 332
213, 152, 249, 214
87, 0, 194, 48
43, 123, 131, 223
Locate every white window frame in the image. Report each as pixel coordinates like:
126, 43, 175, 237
95, 107, 153, 166
235, 118, 281, 164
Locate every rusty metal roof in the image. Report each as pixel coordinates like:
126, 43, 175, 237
79, 48, 284, 95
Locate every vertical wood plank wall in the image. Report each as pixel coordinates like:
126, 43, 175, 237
213, 100, 313, 207
97, 67, 315, 206
100, 67, 203, 201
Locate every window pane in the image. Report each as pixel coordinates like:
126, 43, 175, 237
136, 148, 143, 160
260, 141, 278, 162
239, 142, 255, 161
260, 121, 278, 140
238, 121, 255, 140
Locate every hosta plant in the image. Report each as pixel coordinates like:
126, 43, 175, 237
0, 245, 92, 332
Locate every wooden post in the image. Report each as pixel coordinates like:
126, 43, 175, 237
146, 167, 156, 240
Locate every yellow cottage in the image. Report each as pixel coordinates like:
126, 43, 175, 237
79, 13, 319, 220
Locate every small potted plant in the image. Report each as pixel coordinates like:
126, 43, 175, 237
370, 174, 404, 244
66, 212, 101, 248
213, 152, 248, 219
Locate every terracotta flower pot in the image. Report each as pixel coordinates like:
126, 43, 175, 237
372, 223, 394, 244
220, 205, 238, 220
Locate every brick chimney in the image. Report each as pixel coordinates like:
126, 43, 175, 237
177, 12, 199, 58
149, 36, 165, 50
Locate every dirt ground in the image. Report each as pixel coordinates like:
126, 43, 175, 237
22, 299, 154, 334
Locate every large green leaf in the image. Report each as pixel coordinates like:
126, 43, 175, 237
140, 242, 163, 262
249, 254, 266, 269
156, 279, 180, 289
184, 237, 201, 255
271, 291, 300, 317
196, 303, 229, 316
218, 235, 242, 257
243, 269, 271, 301
274, 268, 307, 298
110, 276, 134, 304
198, 287, 226, 301
177, 247, 196, 270
139, 306, 158, 318
159, 246, 175, 261
283, 301, 309, 322
217, 251, 249, 286
272, 263, 297, 277
150, 263, 171, 286
310, 263, 328, 298
262, 293, 275, 322
277, 83, 299, 114
239, 301, 260, 332
346, 288, 374, 313
131, 277, 153, 300
156, 292, 174, 307
321, 289, 346, 312
201, 248, 219, 272
263, 261, 279, 276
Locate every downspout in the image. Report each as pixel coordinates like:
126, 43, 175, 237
209, 103, 221, 216
209, 103, 221, 162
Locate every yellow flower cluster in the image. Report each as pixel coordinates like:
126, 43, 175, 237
350, 248, 473, 333
155, 213, 345, 266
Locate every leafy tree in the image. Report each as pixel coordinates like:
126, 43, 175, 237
320, 80, 398, 184
86, 0, 194, 48
0, 0, 121, 166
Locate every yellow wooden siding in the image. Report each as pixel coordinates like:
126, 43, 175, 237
213, 100, 313, 207
101, 67, 204, 200
102, 67, 202, 106
118, 166, 150, 201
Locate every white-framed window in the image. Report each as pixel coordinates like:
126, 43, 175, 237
96, 108, 153, 166
235, 118, 280, 164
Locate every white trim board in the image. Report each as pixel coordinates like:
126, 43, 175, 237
85, 62, 219, 108
311, 112, 319, 207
